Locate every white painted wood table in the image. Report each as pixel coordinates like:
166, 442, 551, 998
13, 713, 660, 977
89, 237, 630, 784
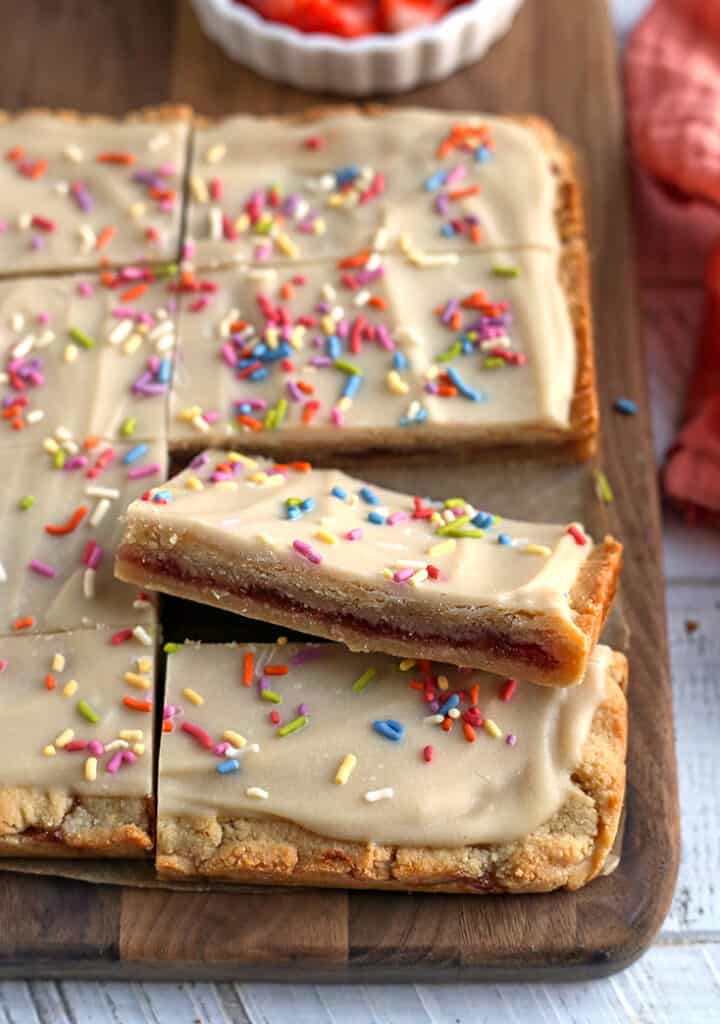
2, 1, 718, 1020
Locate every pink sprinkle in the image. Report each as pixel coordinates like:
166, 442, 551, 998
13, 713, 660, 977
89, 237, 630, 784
346, 528, 363, 541
87, 740, 104, 756
375, 325, 395, 351
446, 163, 467, 186
203, 410, 221, 425
254, 242, 272, 261
106, 751, 124, 774
182, 240, 196, 260
0, 659, 6, 673
163, 704, 183, 720
86, 543, 104, 570
331, 407, 344, 427
127, 463, 161, 480
387, 511, 409, 527
36, 311, 50, 325
76, 281, 94, 297
292, 539, 322, 565
213, 741, 230, 756
122, 750, 137, 765
393, 567, 414, 583
29, 559, 57, 579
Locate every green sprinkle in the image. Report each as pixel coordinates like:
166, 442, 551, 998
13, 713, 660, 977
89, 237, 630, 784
286, 497, 302, 507
352, 668, 377, 693
120, 417, 137, 437
437, 514, 470, 535
273, 398, 288, 429
483, 357, 505, 369
53, 450, 66, 469
261, 690, 282, 704
163, 642, 182, 654
255, 213, 274, 235
155, 262, 179, 278
69, 326, 96, 350
437, 342, 462, 363
19, 495, 36, 511
444, 527, 485, 539
277, 714, 308, 737
492, 264, 520, 277
77, 700, 99, 724
444, 498, 466, 508
334, 358, 362, 376
264, 408, 277, 430
594, 469, 614, 504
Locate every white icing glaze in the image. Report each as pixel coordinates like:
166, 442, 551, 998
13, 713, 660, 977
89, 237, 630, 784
158, 641, 611, 846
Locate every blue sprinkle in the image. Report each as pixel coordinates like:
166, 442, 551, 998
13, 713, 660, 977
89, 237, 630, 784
300, 497, 315, 513
472, 511, 493, 529
237, 403, 252, 415
123, 444, 149, 465
331, 486, 348, 501
342, 374, 362, 400
424, 170, 447, 192
237, 357, 255, 369
438, 693, 460, 717
157, 357, 172, 384
461, 339, 475, 355
216, 759, 240, 774
253, 343, 269, 359
286, 506, 302, 520
335, 164, 360, 185
249, 368, 269, 382
498, 533, 513, 546
475, 145, 491, 163
327, 335, 342, 360
415, 408, 429, 424
153, 489, 173, 503
441, 223, 457, 238
392, 351, 408, 371
446, 365, 484, 402
373, 719, 404, 742
368, 511, 386, 526
614, 397, 637, 416
360, 486, 380, 505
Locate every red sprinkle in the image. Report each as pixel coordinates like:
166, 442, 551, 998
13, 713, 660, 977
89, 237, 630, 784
500, 678, 517, 702
45, 505, 88, 536
567, 524, 587, 546
422, 744, 434, 763
265, 665, 288, 676
110, 628, 133, 645
181, 721, 213, 748
270, 710, 281, 725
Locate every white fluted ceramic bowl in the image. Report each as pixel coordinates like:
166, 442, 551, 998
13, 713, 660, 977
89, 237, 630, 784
191, 0, 526, 95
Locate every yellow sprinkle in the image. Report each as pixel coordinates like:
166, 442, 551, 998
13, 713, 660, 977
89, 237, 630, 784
320, 314, 336, 335
386, 370, 409, 395
223, 730, 246, 748
525, 544, 552, 557
124, 671, 151, 690
398, 659, 416, 671
337, 396, 353, 412
437, 675, 449, 692
84, 757, 97, 782
276, 233, 299, 258
235, 213, 250, 233
43, 745, 56, 757
382, 568, 394, 579
185, 475, 204, 491
63, 343, 78, 363
136, 657, 152, 674
179, 405, 201, 422
313, 218, 326, 235
428, 538, 457, 557
206, 143, 227, 164
484, 719, 502, 739
183, 687, 204, 706
55, 728, 74, 748
43, 438, 60, 454
119, 729, 144, 742
258, 532, 279, 548
276, 636, 288, 646
190, 175, 209, 202
430, 512, 444, 527
227, 452, 258, 469
248, 471, 268, 484
334, 753, 357, 785
52, 653, 66, 672
408, 569, 428, 587
133, 743, 145, 756
315, 529, 339, 545
215, 480, 239, 491
63, 679, 78, 697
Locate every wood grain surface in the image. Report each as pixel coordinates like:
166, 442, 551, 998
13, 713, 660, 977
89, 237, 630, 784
0, 0, 679, 982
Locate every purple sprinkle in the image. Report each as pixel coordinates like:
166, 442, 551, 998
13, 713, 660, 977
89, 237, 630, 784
286, 380, 303, 403
441, 299, 459, 325
393, 567, 414, 583
258, 676, 270, 693
30, 235, 43, 250
297, 703, 309, 716
190, 453, 209, 469
289, 646, 325, 666
429, 701, 440, 713
506, 734, 517, 747
106, 751, 124, 775
127, 463, 161, 480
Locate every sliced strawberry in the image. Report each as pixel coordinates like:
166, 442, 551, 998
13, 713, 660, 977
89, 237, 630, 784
379, 0, 456, 33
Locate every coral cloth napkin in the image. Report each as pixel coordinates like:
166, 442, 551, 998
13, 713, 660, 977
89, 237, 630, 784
626, 0, 720, 524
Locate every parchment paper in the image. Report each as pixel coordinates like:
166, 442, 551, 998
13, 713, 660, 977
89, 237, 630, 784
0, 454, 628, 890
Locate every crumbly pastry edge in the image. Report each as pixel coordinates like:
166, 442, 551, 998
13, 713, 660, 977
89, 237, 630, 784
0, 104, 193, 126
155, 650, 627, 892
181, 106, 597, 460
0, 790, 153, 858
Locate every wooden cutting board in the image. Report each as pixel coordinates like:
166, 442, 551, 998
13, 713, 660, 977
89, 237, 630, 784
0, 0, 679, 981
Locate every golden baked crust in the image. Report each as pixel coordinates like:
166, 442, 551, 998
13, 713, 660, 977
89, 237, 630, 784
156, 652, 627, 892
0, 104, 192, 126
0, 789, 153, 858
185, 107, 597, 461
